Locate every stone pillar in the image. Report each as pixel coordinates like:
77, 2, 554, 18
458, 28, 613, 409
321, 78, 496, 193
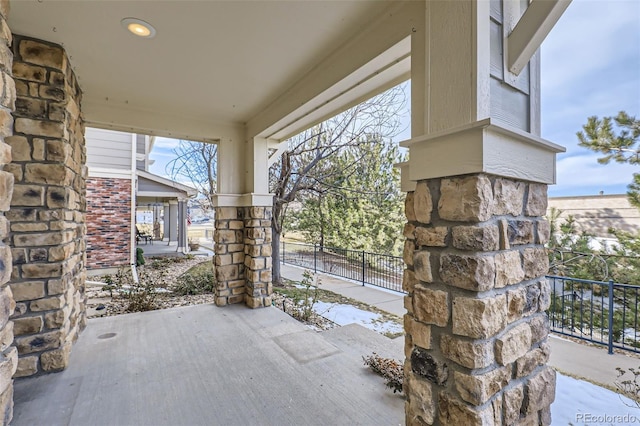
168, 200, 178, 243
213, 203, 273, 308
0, 1, 16, 422
213, 206, 245, 306
162, 202, 169, 241
177, 200, 187, 252
243, 206, 272, 308
403, 175, 553, 425
7, 35, 86, 377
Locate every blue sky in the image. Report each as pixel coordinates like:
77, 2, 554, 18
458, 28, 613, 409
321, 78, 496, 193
150, 0, 640, 197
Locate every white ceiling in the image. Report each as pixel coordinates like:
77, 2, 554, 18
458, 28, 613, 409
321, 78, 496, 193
8, 0, 408, 141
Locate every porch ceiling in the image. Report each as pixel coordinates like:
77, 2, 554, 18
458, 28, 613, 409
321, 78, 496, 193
8, 1, 412, 142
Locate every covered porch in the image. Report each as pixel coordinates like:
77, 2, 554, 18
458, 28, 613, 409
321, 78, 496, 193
0, 0, 573, 424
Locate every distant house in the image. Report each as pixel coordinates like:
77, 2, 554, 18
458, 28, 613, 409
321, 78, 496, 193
548, 194, 640, 238
85, 128, 196, 270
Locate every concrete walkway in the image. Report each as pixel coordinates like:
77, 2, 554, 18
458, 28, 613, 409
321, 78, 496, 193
14, 304, 404, 426
281, 263, 640, 390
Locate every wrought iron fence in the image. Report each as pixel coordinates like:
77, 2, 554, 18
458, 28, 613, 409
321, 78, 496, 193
548, 275, 640, 354
281, 242, 405, 293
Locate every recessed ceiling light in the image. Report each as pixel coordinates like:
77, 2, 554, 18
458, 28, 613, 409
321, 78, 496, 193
121, 18, 156, 38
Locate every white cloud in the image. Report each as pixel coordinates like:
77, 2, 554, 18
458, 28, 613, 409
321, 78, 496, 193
152, 137, 181, 150
555, 154, 637, 193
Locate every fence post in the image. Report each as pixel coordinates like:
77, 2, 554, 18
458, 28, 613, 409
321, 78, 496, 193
313, 244, 317, 272
608, 280, 614, 355
362, 250, 365, 286
282, 241, 285, 265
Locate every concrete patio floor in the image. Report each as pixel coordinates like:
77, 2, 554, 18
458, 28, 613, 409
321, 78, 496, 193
13, 303, 405, 426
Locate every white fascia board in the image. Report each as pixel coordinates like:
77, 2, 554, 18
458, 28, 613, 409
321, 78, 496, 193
88, 167, 134, 180
507, 0, 572, 75
213, 193, 274, 208
246, 0, 420, 140
402, 119, 565, 185
136, 170, 198, 197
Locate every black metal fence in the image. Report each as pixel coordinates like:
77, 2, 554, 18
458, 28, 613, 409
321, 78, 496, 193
281, 242, 405, 293
548, 275, 640, 354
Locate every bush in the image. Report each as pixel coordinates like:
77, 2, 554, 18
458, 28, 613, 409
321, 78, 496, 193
363, 352, 403, 394
173, 270, 215, 295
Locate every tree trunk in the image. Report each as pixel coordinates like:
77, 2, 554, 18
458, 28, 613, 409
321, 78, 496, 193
272, 226, 282, 285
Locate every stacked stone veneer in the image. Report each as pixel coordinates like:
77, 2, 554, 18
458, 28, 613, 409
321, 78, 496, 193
214, 206, 272, 308
403, 174, 554, 425
0, 1, 17, 423
7, 35, 86, 377
86, 177, 131, 269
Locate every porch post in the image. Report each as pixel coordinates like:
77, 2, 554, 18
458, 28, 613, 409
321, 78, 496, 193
402, 1, 565, 424
162, 202, 170, 241
213, 133, 273, 308
177, 200, 187, 252
168, 200, 178, 244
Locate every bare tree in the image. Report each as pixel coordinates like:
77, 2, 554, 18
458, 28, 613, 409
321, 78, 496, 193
270, 83, 407, 284
167, 140, 218, 211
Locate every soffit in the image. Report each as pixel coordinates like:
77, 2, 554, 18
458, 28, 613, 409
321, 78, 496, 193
8, 1, 394, 137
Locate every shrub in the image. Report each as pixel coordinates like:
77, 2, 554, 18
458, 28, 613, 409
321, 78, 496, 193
174, 270, 215, 295
363, 352, 403, 393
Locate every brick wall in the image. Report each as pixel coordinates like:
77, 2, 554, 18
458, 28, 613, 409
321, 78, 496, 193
7, 35, 86, 377
86, 177, 131, 269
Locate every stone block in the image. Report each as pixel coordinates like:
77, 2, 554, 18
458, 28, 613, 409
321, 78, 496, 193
413, 182, 432, 224
522, 367, 555, 415
405, 373, 435, 425
29, 295, 65, 312
0, 171, 13, 211
402, 269, 418, 293
454, 366, 510, 405
437, 392, 493, 426
11, 184, 45, 206
0, 376, 12, 425
413, 251, 432, 283
536, 220, 550, 244
452, 295, 507, 339
507, 286, 526, 323
403, 239, 415, 267
0, 321, 12, 352
18, 39, 66, 70
405, 315, 431, 349
413, 286, 448, 327
15, 96, 46, 119
0, 141, 9, 166
0, 216, 7, 239
0, 108, 11, 138
0, 71, 14, 110
40, 342, 71, 371
0, 286, 12, 326
507, 220, 534, 245
44, 309, 66, 329
15, 118, 64, 138
20, 262, 63, 279
495, 251, 524, 288
440, 254, 495, 291
46, 139, 70, 162
525, 184, 547, 216
411, 347, 448, 386
405, 192, 416, 222
523, 247, 549, 279
539, 278, 551, 312
15, 329, 62, 354
39, 84, 65, 101
439, 175, 493, 222
415, 226, 448, 247
503, 383, 525, 424
15, 355, 38, 377
495, 322, 532, 365
214, 254, 231, 267
13, 62, 46, 82
10, 280, 45, 302
404, 295, 414, 315
3, 163, 22, 182
0, 346, 16, 395
0, 245, 10, 285
516, 344, 550, 378
13, 316, 43, 335
493, 178, 525, 216
25, 163, 68, 185
452, 225, 499, 251
440, 335, 493, 369
529, 314, 550, 343
403, 223, 416, 240
32, 138, 45, 161
216, 265, 238, 282
47, 279, 65, 296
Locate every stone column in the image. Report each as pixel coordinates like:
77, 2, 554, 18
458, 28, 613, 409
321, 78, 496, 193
168, 200, 178, 244
7, 35, 86, 377
243, 206, 272, 308
213, 206, 245, 306
403, 175, 553, 425
0, 1, 16, 422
